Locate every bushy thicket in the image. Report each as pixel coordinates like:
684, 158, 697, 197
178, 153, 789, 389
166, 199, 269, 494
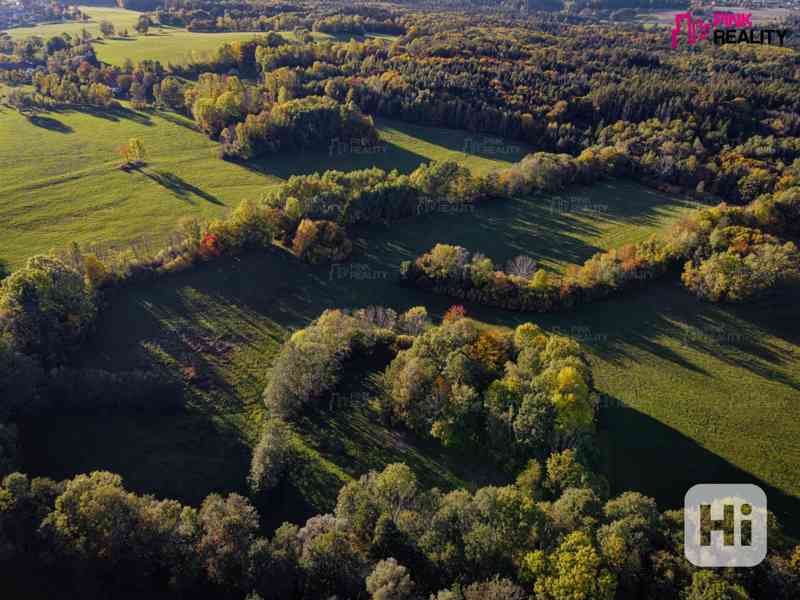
292, 219, 353, 264
380, 318, 598, 465
401, 234, 686, 312
404, 181, 800, 310
0, 256, 97, 364
263, 309, 402, 418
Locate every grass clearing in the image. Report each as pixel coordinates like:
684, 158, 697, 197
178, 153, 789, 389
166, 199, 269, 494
4, 6, 394, 67
17, 181, 737, 530
0, 100, 529, 269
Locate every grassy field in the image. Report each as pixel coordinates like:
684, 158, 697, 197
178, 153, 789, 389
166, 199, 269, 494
4, 6, 392, 67
5, 6, 143, 41
0, 97, 529, 269
17, 182, 741, 531
6, 7, 798, 533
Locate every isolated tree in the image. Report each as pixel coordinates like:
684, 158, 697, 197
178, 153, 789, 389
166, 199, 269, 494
119, 137, 146, 168
99, 20, 115, 38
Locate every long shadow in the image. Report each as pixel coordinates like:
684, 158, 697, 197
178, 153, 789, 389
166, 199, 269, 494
599, 399, 800, 538
374, 117, 533, 162
140, 169, 224, 205
155, 109, 201, 132
68, 104, 154, 126
27, 114, 73, 133
238, 137, 434, 179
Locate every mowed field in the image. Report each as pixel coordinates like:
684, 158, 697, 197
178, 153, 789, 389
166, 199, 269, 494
0, 96, 526, 269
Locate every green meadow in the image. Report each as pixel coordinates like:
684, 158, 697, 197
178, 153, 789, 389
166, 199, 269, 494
0, 98, 528, 269
22, 183, 782, 534
4, 6, 389, 67
4, 9, 799, 536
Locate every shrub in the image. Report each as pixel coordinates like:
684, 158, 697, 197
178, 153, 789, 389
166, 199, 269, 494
0, 255, 96, 363
263, 310, 395, 418
292, 219, 353, 264
249, 418, 293, 494
365, 558, 415, 600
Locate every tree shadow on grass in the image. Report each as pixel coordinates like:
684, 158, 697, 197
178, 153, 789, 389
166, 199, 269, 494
599, 398, 800, 537
55, 104, 154, 126
140, 169, 224, 205
155, 109, 202, 132
27, 114, 73, 133
237, 137, 434, 179
374, 117, 533, 164
62, 188, 799, 526
18, 411, 250, 507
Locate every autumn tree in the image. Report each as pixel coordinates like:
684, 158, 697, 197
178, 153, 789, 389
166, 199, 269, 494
119, 137, 146, 169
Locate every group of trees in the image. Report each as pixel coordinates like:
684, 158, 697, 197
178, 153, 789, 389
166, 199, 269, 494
5, 2, 800, 211
262, 308, 410, 420
402, 153, 800, 311
401, 235, 680, 313
2, 461, 798, 600
404, 194, 800, 311
0, 255, 97, 366
138, 2, 407, 35
183, 72, 380, 160
381, 317, 598, 463
0, 1, 86, 30
265, 161, 486, 227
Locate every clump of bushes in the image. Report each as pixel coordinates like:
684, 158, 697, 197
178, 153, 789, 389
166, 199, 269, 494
682, 225, 800, 302
262, 306, 432, 420
401, 235, 686, 313
292, 219, 353, 264
249, 418, 293, 494
380, 318, 598, 465
0, 255, 97, 364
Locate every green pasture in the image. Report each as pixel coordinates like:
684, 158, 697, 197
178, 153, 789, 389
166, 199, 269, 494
18, 182, 767, 534
0, 98, 530, 269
